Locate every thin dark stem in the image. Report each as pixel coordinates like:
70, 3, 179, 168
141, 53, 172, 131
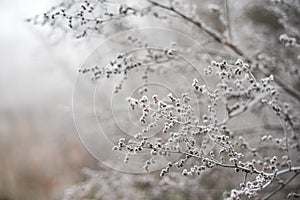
224, 0, 232, 41
146, 0, 300, 101
243, 172, 248, 187
279, 117, 291, 160
144, 146, 300, 177
262, 171, 300, 200
257, 65, 300, 101
146, 0, 245, 57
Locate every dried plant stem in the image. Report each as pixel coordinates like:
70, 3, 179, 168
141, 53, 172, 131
146, 0, 300, 101
262, 171, 300, 200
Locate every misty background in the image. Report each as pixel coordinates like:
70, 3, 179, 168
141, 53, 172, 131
0, 1, 102, 199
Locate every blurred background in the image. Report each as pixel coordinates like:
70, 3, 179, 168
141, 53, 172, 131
0, 1, 101, 199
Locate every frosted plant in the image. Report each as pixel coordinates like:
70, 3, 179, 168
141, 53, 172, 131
113, 59, 300, 199
30, 0, 300, 199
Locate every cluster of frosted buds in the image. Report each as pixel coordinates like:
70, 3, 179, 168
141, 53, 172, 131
166, 93, 176, 102
113, 138, 126, 150
78, 65, 101, 79
113, 136, 149, 164
139, 96, 150, 123
30, 0, 149, 37
279, 34, 297, 47
160, 162, 173, 177
151, 95, 174, 111
270, 156, 278, 164
181, 93, 191, 103
261, 74, 274, 87
110, 54, 142, 77
126, 97, 138, 110
227, 173, 273, 199
190, 165, 206, 175
227, 189, 244, 199
261, 157, 277, 171
211, 134, 231, 148
181, 169, 189, 176
113, 58, 298, 199
162, 121, 175, 133
152, 95, 159, 104
247, 175, 272, 193
79, 53, 142, 84
164, 48, 177, 58
143, 157, 155, 171
261, 135, 273, 142
207, 59, 283, 120
201, 158, 215, 168
217, 59, 247, 79
174, 157, 189, 168
192, 79, 207, 93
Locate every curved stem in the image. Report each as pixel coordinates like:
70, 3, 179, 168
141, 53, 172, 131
146, 0, 244, 57
146, 0, 300, 101
262, 171, 300, 200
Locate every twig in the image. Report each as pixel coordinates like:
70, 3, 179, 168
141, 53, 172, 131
243, 172, 248, 187
262, 171, 300, 200
146, 0, 245, 57
146, 0, 300, 102
143, 146, 300, 177
279, 117, 291, 160
224, 0, 232, 41
257, 64, 300, 101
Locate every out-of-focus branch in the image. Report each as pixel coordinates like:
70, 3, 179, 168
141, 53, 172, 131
146, 0, 300, 102
262, 171, 300, 200
146, 0, 245, 57
224, 0, 232, 41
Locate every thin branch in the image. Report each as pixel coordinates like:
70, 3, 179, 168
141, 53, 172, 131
257, 64, 300, 101
224, 0, 232, 41
243, 172, 248, 187
143, 146, 300, 177
279, 117, 291, 160
262, 171, 300, 200
218, 92, 269, 126
146, 0, 300, 102
146, 0, 245, 57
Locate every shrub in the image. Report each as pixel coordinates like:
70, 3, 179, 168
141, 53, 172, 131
30, 0, 300, 199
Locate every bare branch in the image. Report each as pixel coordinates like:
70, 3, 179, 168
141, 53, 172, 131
147, 0, 300, 101
224, 0, 232, 41
262, 171, 300, 200
146, 0, 245, 57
